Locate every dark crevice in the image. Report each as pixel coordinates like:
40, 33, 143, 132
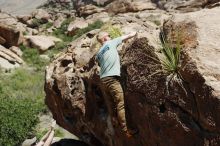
202, 0, 220, 8
52, 80, 61, 97
61, 59, 72, 67
159, 104, 166, 113
71, 88, 76, 95
177, 73, 200, 122
150, 0, 166, 10
64, 115, 77, 126
81, 133, 105, 146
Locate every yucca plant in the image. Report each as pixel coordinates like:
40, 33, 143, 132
159, 31, 187, 95
160, 31, 181, 75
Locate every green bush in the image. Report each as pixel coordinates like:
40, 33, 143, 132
0, 97, 40, 146
0, 68, 46, 146
32, 18, 45, 28
53, 19, 104, 43
52, 17, 73, 42
46, 41, 67, 58
153, 20, 161, 26
0, 68, 45, 106
73, 20, 104, 40
20, 45, 49, 71
101, 23, 122, 39
45, 22, 53, 29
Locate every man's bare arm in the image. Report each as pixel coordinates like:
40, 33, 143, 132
121, 32, 137, 42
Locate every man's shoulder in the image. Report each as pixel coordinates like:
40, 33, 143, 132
96, 44, 110, 60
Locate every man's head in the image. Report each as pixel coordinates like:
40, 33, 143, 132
97, 31, 111, 44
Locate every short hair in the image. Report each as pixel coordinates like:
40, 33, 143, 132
97, 31, 109, 42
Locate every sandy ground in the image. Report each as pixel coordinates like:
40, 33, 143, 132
0, 0, 47, 15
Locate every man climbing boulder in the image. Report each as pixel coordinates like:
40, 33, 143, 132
96, 31, 137, 138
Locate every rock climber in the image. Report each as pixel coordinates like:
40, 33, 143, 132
96, 31, 137, 138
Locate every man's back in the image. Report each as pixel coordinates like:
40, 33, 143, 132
96, 37, 122, 78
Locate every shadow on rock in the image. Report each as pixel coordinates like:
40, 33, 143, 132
52, 139, 89, 146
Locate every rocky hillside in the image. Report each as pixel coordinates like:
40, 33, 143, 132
31, 0, 220, 146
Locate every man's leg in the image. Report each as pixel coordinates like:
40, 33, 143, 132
101, 77, 127, 132
109, 78, 127, 132
100, 79, 114, 117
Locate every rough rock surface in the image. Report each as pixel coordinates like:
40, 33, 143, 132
45, 5, 220, 146
25, 35, 58, 52
0, 12, 27, 47
107, 0, 156, 14
152, 0, 220, 12
9, 46, 23, 57
32, 9, 51, 22
163, 7, 220, 132
53, 14, 66, 28
0, 45, 22, 69
67, 19, 89, 36
0, 36, 6, 45
45, 35, 220, 146
73, 0, 114, 8
78, 4, 105, 17
0, 24, 20, 48
0, 45, 23, 64
17, 14, 32, 24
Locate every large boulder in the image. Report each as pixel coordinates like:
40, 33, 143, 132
0, 36, 6, 45
9, 46, 23, 57
0, 12, 26, 47
45, 8, 220, 145
53, 14, 66, 28
32, 9, 51, 22
163, 7, 220, 132
77, 4, 105, 17
0, 45, 23, 69
73, 0, 114, 8
24, 35, 61, 52
152, 0, 220, 12
67, 19, 89, 36
85, 12, 110, 24
0, 24, 20, 48
107, 0, 156, 14
17, 14, 32, 24
0, 57, 20, 69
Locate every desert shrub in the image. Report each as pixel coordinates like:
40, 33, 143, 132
45, 22, 53, 29
73, 20, 104, 40
32, 18, 45, 28
0, 97, 40, 146
0, 68, 45, 106
46, 41, 67, 58
52, 17, 74, 42
53, 19, 104, 43
0, 67, 46, 146
101, 23, 122, 38
20, 45, 49, 71
153, 20, 161, 26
